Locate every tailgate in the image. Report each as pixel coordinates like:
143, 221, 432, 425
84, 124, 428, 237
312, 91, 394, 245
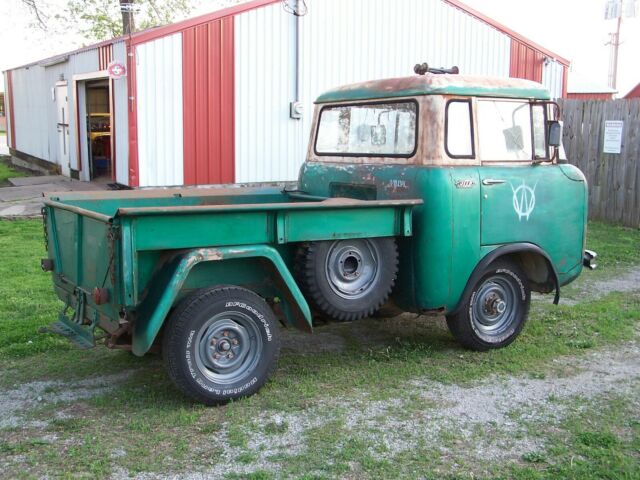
43, 203, 118, 307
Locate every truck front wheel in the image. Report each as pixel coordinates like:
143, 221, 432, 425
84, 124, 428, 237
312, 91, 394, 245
446, 261, 530, 351
163, 286, 280, 405
298, 237, 398, 321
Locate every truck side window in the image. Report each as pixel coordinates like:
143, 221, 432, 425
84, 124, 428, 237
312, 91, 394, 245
532, 104, 548, 160
315, 101, 418, 157
445, 100, 474, 158
477, 100, 532, 162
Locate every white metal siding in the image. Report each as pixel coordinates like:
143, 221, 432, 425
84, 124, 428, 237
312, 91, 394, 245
234, 0, 511, 182
135, 33, 184, 187
11, 66, 49, 160
67, 49, 100, 177
112, 40, 130, 185
9, 47, 100, 176
542, 60, 564, 100
235, 4, 304, 183
4, 72, 13, 150
44, 63, 69, 168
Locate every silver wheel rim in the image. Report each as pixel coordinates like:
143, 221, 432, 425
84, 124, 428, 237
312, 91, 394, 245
325, 239, 381, 299
471, 275, 518, 337
194, 311, 263, 385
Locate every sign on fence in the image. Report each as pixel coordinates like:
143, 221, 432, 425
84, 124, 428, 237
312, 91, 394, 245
603, 120, 624, 154
558, 98, 640, 228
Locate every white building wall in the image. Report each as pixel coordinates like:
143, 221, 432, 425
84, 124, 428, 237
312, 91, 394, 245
112, 40, 130, 185
234, 0, 511, 182
11, 65, 49, 160
42, 49, 99, 175
3, 72, 13, 150
542, 60, 565, 100
234, 3, 303, 183
68, 49, 101, 177
9, 44, 131, 183
135, 33, 184, 187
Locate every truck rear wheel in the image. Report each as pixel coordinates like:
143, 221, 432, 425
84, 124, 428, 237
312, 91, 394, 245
163, 286, 280, 405
298, 237, 398, 321
446, 260, 530, 351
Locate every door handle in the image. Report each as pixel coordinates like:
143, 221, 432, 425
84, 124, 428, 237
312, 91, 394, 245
482, 179, 506, 186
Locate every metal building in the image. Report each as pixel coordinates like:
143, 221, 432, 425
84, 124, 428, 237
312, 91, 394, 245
3, 0, 570, 188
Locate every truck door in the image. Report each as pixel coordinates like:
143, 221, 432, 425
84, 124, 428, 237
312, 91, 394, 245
476, 99, 585, 274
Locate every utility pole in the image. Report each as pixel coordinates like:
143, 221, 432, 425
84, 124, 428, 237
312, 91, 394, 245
604, 0, 638, 90
120, 0, 137, 35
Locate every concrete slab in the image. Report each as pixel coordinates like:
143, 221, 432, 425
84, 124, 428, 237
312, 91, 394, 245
0, 183, 73, 202
8, 175, 67, 187
0, 201, 44, 218
0, 204, 28, 216
0, 177, 111, 219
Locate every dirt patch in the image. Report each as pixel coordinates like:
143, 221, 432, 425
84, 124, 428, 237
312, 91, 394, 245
115, 339, 640, 479
0, 371, 135, 430
561, 266, 640, 306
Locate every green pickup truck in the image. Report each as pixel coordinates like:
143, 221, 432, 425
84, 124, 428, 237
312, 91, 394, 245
41, 67, 595, 404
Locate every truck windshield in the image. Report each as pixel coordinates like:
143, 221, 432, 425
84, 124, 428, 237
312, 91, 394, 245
315, 101, 417, 157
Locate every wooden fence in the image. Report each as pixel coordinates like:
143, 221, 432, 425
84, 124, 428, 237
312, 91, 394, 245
558, 98, 640, 228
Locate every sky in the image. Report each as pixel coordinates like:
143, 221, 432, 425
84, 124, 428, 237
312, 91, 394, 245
0, 0, 639, 96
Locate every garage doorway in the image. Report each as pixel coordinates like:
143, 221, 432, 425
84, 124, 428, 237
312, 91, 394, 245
85, 79, 112, 181
73, 72, 115, 183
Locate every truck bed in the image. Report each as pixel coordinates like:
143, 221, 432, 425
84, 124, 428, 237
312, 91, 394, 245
43, 186, 421, 312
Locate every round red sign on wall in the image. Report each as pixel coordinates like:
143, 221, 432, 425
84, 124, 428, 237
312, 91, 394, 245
107, 61, 127, 79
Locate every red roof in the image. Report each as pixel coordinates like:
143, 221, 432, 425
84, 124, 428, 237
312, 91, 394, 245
623, 82, 640, 99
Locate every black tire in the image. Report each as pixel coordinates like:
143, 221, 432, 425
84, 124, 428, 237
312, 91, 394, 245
162, 286, 280, 405
446, 260, 530, 351
298, 237, 398, 321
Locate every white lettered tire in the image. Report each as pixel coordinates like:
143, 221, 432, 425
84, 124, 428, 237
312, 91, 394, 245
163, 286, 281, 405
446, 260, 531, 351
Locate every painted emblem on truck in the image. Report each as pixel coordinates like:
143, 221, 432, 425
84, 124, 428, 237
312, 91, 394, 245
511, 180, 537, 221
455, 179, 475, 189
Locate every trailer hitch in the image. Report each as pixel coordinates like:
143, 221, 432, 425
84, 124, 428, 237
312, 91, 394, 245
39, 289, 99, 349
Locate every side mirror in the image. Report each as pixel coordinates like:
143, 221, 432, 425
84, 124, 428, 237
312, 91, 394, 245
548, 121, 562, 147
371, 125, 387, 146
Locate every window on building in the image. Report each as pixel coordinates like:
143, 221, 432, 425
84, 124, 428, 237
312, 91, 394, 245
477, 100, 533, 161
315, 101, 418, 157
445, 100, 474, 158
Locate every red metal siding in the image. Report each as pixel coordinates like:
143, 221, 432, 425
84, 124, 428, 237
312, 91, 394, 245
98, 44, 113, 70
623, 82, 640, 99
509, 38, 543, 83
127, 41, 140, 187
6, 70, 15, 149
182, 16, 235, 185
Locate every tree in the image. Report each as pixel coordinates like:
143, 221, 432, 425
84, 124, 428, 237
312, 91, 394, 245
21, 0, 193, 41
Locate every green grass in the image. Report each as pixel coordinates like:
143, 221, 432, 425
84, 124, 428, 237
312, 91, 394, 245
508, 393, 640, 479
0, 158, 26, 184
586, 221, 640, 269
0, 218, 638, 478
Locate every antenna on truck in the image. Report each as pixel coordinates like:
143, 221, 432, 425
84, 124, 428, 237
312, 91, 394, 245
414, 63, 460, 75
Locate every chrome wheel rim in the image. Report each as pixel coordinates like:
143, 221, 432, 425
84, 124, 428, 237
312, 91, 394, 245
472, 275, 518, 336
325, 239, 380, 299
194, 312, 263, 385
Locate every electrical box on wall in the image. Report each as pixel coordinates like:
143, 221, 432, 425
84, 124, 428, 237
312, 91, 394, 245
290, 101, 303, 120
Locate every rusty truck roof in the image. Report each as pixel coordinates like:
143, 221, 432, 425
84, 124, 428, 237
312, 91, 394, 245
315, 74, 551, 103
